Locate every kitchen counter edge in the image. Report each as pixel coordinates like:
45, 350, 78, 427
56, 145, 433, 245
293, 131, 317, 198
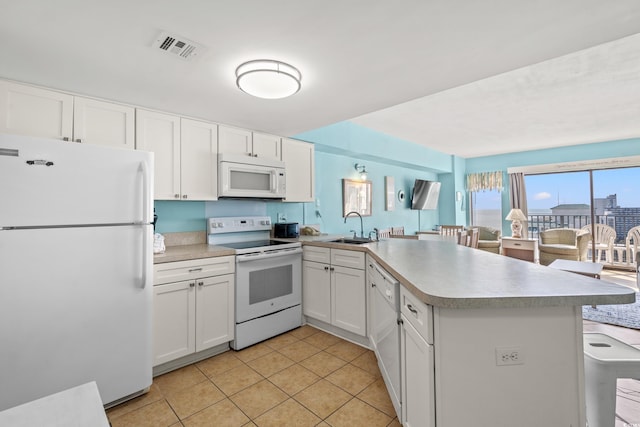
303, 239, 635, 309
153, 244, 235, 264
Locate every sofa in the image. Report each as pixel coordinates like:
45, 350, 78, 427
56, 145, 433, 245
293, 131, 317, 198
476, 226, 501, 254
538, 228, 591, 266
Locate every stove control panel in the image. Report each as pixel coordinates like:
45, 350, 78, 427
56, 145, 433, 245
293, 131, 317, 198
208, 216, 272, 234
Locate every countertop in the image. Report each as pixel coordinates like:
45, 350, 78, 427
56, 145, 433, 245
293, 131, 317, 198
154, 233, 634, 309
0, 382, 109, 427
153, 244, 235, 264
153, 234, 345, 264
304, 238, 635, 309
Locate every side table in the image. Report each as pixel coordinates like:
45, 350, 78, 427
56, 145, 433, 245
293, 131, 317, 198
501, 237, 538, 263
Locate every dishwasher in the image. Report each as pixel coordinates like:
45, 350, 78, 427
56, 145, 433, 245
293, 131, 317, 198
369, 259, 401, 419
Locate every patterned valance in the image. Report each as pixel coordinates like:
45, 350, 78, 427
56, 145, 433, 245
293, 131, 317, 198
466, 171, 504, 192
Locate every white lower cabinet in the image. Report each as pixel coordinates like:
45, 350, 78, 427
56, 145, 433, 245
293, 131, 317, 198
401, 314, 435, 427
153, 257, 234, 367
302, 247, 366, 336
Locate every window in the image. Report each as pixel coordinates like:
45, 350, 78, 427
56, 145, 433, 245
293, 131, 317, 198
525, 166, 640, 264
470, 190, 502, 230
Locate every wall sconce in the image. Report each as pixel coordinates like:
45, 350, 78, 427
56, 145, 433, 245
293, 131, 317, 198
456, 191, 464, 211
354, 163, 368, 180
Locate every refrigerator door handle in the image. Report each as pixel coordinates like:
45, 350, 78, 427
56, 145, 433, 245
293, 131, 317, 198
139, 161, 151, 224
141, 225, 148, 289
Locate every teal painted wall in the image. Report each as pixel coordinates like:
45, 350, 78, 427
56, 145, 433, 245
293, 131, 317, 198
154, 201, 206, 234
266, 150, 440, 236
155, 121, 452, 235
155, 126, 640, 236
466, 137, 640, 234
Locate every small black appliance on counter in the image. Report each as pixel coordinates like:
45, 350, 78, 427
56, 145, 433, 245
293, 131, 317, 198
274, 222, 300, 238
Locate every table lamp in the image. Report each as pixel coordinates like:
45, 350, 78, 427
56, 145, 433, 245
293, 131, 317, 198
506, 208, 527, 238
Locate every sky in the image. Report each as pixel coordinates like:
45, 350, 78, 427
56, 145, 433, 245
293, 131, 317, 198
526, 167, 640, 210
474, 166, 640, 211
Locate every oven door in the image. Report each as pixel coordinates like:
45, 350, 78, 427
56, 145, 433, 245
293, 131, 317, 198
235, 248, 302, 323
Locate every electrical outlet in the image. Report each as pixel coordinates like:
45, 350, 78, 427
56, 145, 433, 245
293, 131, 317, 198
277, 213, 286, 222
495, 347, 524, 366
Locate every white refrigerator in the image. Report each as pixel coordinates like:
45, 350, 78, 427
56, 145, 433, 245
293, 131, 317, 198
0, 133, 154, 411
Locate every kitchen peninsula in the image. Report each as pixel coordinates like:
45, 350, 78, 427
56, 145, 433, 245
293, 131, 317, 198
304, 237, 634, 426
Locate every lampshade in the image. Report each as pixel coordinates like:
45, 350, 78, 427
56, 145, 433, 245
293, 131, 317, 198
235, 59, 302, 99
505, 208, 527, 222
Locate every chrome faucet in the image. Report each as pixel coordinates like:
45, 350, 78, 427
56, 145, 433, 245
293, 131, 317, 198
344, 211, 364, 238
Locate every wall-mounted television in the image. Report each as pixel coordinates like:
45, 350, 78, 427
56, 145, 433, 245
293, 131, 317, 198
411, 179, 441, 210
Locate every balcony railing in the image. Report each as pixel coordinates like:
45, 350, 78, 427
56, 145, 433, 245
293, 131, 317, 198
527, 214, 640, 267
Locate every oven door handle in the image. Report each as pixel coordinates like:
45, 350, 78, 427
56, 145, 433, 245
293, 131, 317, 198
236, 247, 303, 262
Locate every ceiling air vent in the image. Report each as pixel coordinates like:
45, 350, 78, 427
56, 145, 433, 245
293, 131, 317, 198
152, 31, 204, 61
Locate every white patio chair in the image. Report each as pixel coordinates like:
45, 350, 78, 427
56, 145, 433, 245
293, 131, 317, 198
580, 224, 616, 264
625, 226, 640, 266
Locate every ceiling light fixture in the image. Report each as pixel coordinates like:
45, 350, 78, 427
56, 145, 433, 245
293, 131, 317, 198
354, 163, 368, 180
235, 59, 302, 99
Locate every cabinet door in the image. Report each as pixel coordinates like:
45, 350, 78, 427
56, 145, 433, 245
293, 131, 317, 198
401, 316, 435, 427
73, 97, 135, 149
252, 132, 281, 160
281, 138, 314, 202
180, 118, 218, 200
218, 125, 252, 156
302, 261, 331, 322
136, 109, 181, 200
195, 273, 234, 352
153, 280, 196, 366
332, 265, 366, 336
0, 80, 73, 140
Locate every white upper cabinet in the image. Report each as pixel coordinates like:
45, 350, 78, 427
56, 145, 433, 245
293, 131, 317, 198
252, 132, 281, 160
73, 97, 135, 149
136, 109, 181, 200
136, 110, 218, 201
281, 138, 315, 202
218, 125, 281, 161
218, 125, 252, 156
180, 118, 218, 201
0, 80, 134, 149
0, 80, 73, 140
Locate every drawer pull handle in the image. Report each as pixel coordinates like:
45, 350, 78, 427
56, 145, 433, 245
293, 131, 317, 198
189, 268, 203, 272
189, 282, 195, 288
514, 243, 521, 246
407, 304, 418, 315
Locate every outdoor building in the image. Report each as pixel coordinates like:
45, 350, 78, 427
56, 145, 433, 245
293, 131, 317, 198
549, 204, 590, 228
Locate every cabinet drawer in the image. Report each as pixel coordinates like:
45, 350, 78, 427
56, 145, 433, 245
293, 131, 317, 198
331, 249, 365, 270
154, 256, 235, 285
400, 286, 433, 344
303, 246, 331, 263
501, 238, 536, 250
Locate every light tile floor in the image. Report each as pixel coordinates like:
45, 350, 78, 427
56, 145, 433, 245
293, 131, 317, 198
107, 325, 399, 427
107, 268, 640, 427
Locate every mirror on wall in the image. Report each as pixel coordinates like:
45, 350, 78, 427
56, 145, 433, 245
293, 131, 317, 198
342, 178, 372, 217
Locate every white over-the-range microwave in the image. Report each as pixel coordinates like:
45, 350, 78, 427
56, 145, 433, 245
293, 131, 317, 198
218, 154, 286, 199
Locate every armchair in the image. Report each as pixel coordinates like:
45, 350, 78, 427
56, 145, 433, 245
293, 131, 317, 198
476, 226, 501, 254
538, 228, 591, 266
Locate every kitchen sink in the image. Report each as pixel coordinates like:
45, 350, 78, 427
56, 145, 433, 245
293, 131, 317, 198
329, 238, 373, 245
